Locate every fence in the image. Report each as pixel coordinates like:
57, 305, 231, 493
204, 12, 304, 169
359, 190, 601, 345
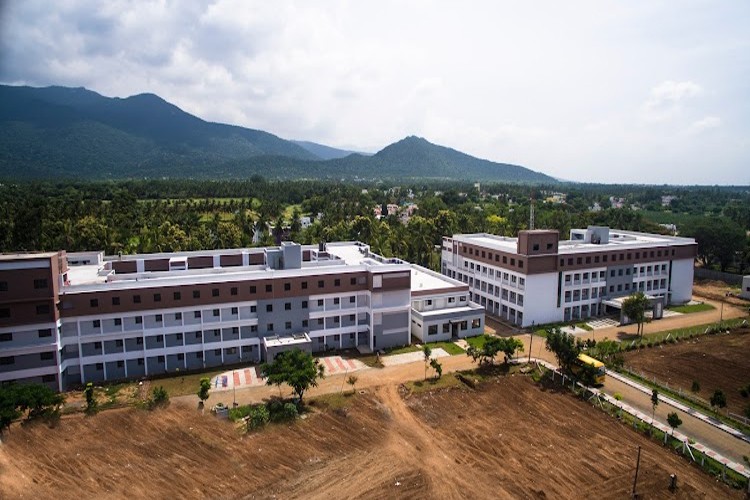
694, 267, 744, 285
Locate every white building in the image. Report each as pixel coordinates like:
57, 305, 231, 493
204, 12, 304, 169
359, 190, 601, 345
441, 226, 697, 327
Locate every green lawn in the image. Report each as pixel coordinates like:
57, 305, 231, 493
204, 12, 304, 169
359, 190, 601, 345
465, 334, 489, 349
667, 303, 715, 314
425, 341, 465, 355
384, 345, 421, 355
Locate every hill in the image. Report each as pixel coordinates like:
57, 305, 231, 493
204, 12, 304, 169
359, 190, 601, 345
0, 85, 556, 183
0, 85, 317, 178
291, 140, 367, 160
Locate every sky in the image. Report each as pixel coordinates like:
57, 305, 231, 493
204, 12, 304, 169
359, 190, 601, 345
1, 0, 748, 185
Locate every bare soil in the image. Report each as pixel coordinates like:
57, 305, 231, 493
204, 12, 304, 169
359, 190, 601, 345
0, 375, 739, 499
623, 327, 750, 412
694, 280, 750, 309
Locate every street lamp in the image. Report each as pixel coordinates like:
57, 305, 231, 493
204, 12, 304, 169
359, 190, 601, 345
528, 321, 534, 363
232, 369, 237, 408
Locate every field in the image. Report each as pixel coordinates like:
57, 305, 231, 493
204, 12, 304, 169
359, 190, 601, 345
623, 327, 750, 412
0, 375, 739, 499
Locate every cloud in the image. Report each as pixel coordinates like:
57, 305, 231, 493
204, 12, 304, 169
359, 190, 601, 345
689, 116, 722, 133
641, 80, 703, 122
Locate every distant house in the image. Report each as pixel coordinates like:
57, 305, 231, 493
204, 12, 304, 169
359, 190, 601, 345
661, 195, 677, 207
386, 204, 399, 216
299, 216, 312, 229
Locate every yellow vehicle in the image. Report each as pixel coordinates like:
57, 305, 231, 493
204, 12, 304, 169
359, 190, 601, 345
572, 353, 606, 385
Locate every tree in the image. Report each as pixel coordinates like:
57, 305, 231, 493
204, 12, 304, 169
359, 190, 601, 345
544, 328, 581, 374
589, 339, 624, 369
346, 375, 359, 395
422, 345, 432, 380
197, 377, 211, 405
710, 389, 727, 412
84, 382, 97, 414
500, 337, 524, 365
622, 292, 651, 337
260, 349, 325, 406
466, 335, 504, 366
0, 384, 65, 433
667, 412, 682, 436
149, 386, 169, 409
430, 358, 443, 379
651, 389, 659, 426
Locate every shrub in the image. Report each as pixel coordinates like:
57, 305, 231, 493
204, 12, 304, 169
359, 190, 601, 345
149, 386, 169, 409
691, 380, 701, 393
247, 405, 270, 430
614, 393, 623, 401
281, 402, 298, 420
84, 382, 97, 414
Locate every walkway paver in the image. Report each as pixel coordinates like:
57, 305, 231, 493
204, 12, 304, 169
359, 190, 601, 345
381, 348, 451, 367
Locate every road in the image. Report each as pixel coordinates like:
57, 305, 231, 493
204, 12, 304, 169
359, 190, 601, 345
601, 376, 750, 465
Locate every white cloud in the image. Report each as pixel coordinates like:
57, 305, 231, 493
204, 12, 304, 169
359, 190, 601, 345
0, 0, 748, 184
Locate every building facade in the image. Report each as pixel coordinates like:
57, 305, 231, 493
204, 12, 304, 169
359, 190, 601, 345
441, 226, 697, 328
1, 242, 483, 391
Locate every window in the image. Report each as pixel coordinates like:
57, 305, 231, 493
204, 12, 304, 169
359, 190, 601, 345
176, 333, 183, 341
318, 280, 325, 288
175, 312, 182, 320
426, 299, 433, 306
472, 319, 481, 328
265, 284, 272, 293
155, 314, 163, 322
250, 286, 257, 294
350, 277, 357, 285
135, 316, 143, 324
302, 319, 309, 328
250, 305, 257, 313
157, 356, 165, 363
213, 309, 219, 317
231, 287, 238, 296
333, 297, 340, 305
195, 331, 202, 339
40, 351, 53, 361
134, 295, 141, 304
112, 297, 120, 306
194, 311, 201, 319
334, 279, 341, 287
317, 299, 324, 306
34, 278, 48, 289
532, 243, 539, 251
0, 356, 14, 365
267, 323, 274, 332
193, 290, 200, 299
442, 323, 450, 334
114, 318, 122, 326
448, 297, 455, 303
137, 337, 143, 344
94, 341, 102, 349
36, 304, 50, 315
460, 321, 468, 330
0, 333, 11, 342
284, 283, 291, 291
285, 302, 291, 311
250, 325, 258, 332
266, 304, 273, 312
90, 299, 99, 307
212, 288, 219, 297
0, 281, 7, 291
174, 291, 181, 300
116, 339, 123, 347
349, 296, 356, 303
137, 357, 144, 364
302, 300, 308, 309
93, 320, 101, 328
153, 293, 161, 302
285, 321, 292, 329
428, 325, 438, 335
231, 307, 238, 315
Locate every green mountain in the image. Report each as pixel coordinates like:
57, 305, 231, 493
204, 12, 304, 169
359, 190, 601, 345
0, 85, 556, 183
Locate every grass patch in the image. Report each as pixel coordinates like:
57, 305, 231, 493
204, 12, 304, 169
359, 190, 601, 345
404, 375, 462, 394
425, 341, 465, 355
465, 334, 489, 349
308, 392, 354, 411
131, 368, 230, 398
384, 345, 420, 355
667, 303, 715, 314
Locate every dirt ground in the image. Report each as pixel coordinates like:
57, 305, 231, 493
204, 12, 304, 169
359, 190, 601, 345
694, 280, 750, 309
0, 376, 740, 499
623, 327, 750, 412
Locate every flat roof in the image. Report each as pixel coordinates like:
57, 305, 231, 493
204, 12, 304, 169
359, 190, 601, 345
451, 229, 695, 256
263, 333, 311, 347
0, 252, 58, 261
411, 265, 464, 293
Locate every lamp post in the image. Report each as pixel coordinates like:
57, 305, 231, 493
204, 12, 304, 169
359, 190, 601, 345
232, 369, 237, 408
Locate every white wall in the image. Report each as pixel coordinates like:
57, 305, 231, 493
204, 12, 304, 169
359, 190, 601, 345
669, 258, 694, 304
522, 272, 561, 326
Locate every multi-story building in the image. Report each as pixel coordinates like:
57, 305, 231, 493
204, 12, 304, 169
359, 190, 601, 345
441, 226, 697, 328
1, 241, 483, 391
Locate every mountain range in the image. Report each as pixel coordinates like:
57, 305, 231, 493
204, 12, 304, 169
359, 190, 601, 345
0, 85, 556, 183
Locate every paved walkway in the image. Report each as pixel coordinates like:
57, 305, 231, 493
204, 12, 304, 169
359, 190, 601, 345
380, 348, 451, 367
210, 356, 368, 392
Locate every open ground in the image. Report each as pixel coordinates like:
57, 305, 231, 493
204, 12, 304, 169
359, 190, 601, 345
0, 375, 740, 499
623, 326, 750, 412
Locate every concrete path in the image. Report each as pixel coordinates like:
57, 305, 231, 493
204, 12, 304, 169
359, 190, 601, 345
381, 348, 451, 367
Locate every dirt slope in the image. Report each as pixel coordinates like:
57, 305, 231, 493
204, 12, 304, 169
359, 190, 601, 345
0, 376, 741, 499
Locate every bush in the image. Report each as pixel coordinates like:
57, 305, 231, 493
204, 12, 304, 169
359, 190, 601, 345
149, 386, 169, 409
691, 380, 701, 393
614, 393, 623, 401
247, 405, 270, 430
281, 402, 298, 420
